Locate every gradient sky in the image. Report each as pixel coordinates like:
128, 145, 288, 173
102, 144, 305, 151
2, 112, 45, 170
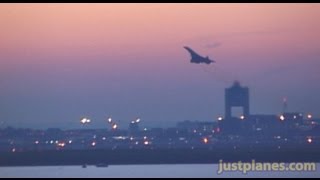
0, 3, 320, 129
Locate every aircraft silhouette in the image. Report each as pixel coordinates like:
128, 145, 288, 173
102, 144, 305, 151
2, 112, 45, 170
184, 46, 215, 64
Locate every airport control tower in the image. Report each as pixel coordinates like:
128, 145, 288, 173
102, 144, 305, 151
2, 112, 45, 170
225, 81, 250, 119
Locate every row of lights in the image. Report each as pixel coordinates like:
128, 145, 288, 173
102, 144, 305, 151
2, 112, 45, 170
80, 116, 119, 130
279, 113, 313, 121
80, 117, 142, 130
131, 118, 141, 124
217, 113, 314, 122
34, 140, 73, 145
217, 115, 245, 121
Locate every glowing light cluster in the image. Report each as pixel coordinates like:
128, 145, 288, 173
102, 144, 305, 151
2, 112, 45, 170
57, 142, 66, 147
80, 117, 91, 124
107, 116, 118, 130
131, 118, 141, 124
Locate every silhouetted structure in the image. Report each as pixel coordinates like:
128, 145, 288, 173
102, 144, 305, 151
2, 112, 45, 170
225, 81, 250, 119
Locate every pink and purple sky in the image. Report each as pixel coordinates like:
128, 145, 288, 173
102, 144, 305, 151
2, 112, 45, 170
0, 3, 320, 129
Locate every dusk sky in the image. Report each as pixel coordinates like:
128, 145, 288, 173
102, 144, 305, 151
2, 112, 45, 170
0, 3, 320, 129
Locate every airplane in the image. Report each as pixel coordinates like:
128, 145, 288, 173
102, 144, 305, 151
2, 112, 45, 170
184, 46, 215, 64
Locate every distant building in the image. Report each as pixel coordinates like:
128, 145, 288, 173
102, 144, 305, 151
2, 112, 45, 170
129, 121, 140, 133
176, 120, 218, 133
282, 112, 303, 122
248, 114, 282, 134
225, 81, 250, 119
220, 81, 311, 135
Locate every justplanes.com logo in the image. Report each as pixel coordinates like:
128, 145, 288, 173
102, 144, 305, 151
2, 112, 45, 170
217, 160, 317, 174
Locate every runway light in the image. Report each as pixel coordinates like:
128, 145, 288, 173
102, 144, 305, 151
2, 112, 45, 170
112, 124, 118, 130
307, 114, 312, 119
280, 115, 285, 121
275, 136, 281, 139
80, 118, 87, 124
135, 118, 141, 123
57, 142, 66, 147
217, 116, 223, 121
240, 115, 245, 120
80, 117, 91, 124
107, 117, 112, 123
34, 140, 39, 144
91, 142, 96, 146
144, 141, 149, 145
203, 137, 208, 144
307, 137, 313, 144
193, 129, 197, 133
12, 148, 16, 153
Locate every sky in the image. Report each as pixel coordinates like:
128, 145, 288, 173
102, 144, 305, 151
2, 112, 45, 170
0, 3, 320, 129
